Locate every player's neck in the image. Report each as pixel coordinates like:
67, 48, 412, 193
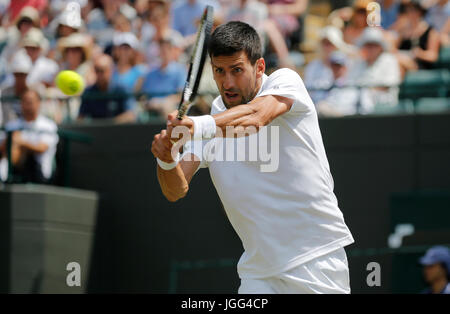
431, 278, 448, 294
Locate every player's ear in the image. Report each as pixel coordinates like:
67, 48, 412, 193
255, 58, 265, 79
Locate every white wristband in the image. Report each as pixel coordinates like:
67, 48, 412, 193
190, 115, 216, 141
157, 152, 180, 170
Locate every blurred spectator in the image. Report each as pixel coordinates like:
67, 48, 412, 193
46, 2, 83, 43
396, 0, 441, 71
379, 0, 401, 30
343, 0, 371, 45
78, 54, 136, 123
57, 32, 96, 86
424, 0, 449, 32
111, 32, 146, 94
0, 89, 58, 184
440, 18, 450, 45
419, 246, 450, 294
304, 26, 354, 104
263, 0, 308, 47
171, 0, 221, 37
142, 1, 184, 70
0, 50, 34, 127
138, 36, 187, 118
317, 50, 360, 116
348, 27, 401, 113
1, 6, 40, 65
226, 0, 296, 68
21, 27, 59, 88
7, 0, 48, 26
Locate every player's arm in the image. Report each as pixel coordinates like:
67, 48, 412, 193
167, 94, 293, 139
213, 94, 293, 135
151, 129, 200, 202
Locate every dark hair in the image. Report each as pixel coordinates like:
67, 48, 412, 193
406, 0, 427, 16
208, 21, 262, 65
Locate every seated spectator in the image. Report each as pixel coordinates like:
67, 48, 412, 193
348, 27, 401, 113
111, 32, 146, 94
57, 32, 96, 86
425, 0, 449, 32
137, 37, 187, 118
7, 0, 48, 25
142, 1, 185, 70
379, 0, 402, 30
396, 0, 441, 71
171, 0, 221, 37
343, 0, 371, 45
419, 246, 450, 294
0, 89, 58, 184
304, 26, 354, 104
317, 51, 360, 116
1, 51, 35, 126
78, 54, 136, 124
46, 2, 83, 57
263, 0, 308, 46
0, 6, 40, 80
21, 27, 59, 88
226, 0, 295, 68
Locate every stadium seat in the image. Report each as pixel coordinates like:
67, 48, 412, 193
415, 97, 450, 114
399, 69, 450, 101
373, 100, 415, 115
433, 45, 450, 70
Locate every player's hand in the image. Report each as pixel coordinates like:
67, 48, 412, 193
151, 129, 176, 163
166, 111, 194, 142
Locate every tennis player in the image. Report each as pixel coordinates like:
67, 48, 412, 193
151, 21, 354, 294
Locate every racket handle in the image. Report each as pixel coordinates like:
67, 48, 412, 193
177, 101, 190, 120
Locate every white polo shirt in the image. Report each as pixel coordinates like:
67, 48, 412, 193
1, 115, 58, 181
184, 68, 354, 279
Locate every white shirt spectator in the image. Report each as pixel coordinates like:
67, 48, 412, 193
304, 59, 334, 104
27, 56, 60, 87
0, 115, 59, 181
184, 68, 354, 279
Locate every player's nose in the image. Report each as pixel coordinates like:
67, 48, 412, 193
222, 74, 236, 91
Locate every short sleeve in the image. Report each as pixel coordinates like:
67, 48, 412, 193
257, 68, 315, 115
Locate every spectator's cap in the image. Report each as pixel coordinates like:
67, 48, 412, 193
10, 50, 33, 74
113, 32, 139, 50
329, 51, 347, 66
159, 32, 184, 48
58, 7, 83, 29
353, 0, 371, 10
21, 27, 44, 48
320, 26, 353, 53
419, 246, 450, 273
58, 33, 92, 60
15, 6, 40, 28
357, 27, 388, 51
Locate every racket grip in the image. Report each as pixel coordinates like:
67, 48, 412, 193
177, 102, 190, 120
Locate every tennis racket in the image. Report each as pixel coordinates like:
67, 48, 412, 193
176, 5, 214, 120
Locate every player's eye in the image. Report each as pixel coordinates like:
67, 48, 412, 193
215, 68, 224, 74
233, 68, 242, 73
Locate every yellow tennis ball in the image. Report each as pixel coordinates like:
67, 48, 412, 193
55, 70, 85, 96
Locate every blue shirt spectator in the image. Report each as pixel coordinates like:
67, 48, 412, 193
141, 62, 187, 97
379, 0, 401, 29
111, 65, 146, 93
171, 0, 220, 37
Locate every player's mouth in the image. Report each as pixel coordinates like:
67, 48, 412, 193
224, 91, 240, 101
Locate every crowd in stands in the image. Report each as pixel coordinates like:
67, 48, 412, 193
0, 0, 448, 182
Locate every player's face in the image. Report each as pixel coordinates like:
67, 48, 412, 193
423, 264, 446, 283
211, 51, 265, 108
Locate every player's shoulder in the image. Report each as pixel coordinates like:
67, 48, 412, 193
265, 68, 303, 86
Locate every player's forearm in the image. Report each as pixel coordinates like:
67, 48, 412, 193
157, 165, 189, 202
212, 95, 292, 137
